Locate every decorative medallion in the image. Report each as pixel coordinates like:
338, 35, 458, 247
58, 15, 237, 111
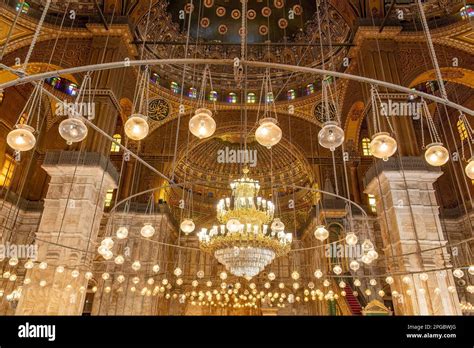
184, 3, 194, 14
247, 9, 257, 20
216, 6, 226, 17
274, 0, 284, 9
313, 102, 337, 123
204, 0, 214, 8
148, 98, 171, 122
259, 25, 269, 36
200, 17, 210, 28
239, 27, 247, 37
231, 9, 241, 19
218, 24, 228, 35
278, 18, 288, 29
293, 4, 302, 15
262, 6, 272, 17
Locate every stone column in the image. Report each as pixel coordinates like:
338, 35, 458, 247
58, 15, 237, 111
364, 157, 462, 315
356, 36, 419, 157
84, 36, 128, 155
350, 162, 362, 204
15, 152, 117, 315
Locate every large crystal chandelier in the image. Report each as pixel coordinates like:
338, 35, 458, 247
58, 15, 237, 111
198, 169, 292, 279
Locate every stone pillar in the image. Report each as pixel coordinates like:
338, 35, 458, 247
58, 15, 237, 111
15, 152, 117, 315
350, 162, 362, 204
356, 37, 419, 157
84, 36, 128, 155
364, 157, 462, 315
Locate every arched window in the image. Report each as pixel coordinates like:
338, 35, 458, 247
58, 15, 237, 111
110, 134, 122, 153
247, 93, 256, 104
368, 194, 376, 213
228, 92, 237, 104
170, 82, 180, 94
16, 1, 30, 13
209, 91, 218, 102
18, 113, 27, 125
150, 72, 160, 84
188, 87, 197, 99
306, 84, 315, 95
287, 89, 296, 101
0, 155, 15, 188
457, 120, 468, 141
460, 5, 474, 19
66, 83, 78, 97
361, 137, 371, 156
266, 92, 274, 104
104, 189, 114, 208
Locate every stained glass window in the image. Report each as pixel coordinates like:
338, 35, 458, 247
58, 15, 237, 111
110, 134, 122, 153
247, 93, 256, 104
209, 91, 218, 102
362, 137, 371, 156
287, 89, 296, 100
306, 84, 315, 95
104, 189, 114, 208
458, 120, 468, 141
171, 82, 180, 94
228, 92, 237, 104
368, 194, 376, 213
188, 87, 197, 99
266, 92, 274, 104
0, 155, 15, 188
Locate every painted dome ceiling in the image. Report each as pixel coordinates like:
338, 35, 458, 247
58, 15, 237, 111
135, 1, 352, 90
166, 0, 318, 44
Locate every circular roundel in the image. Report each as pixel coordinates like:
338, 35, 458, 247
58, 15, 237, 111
274, 0, 284, 9
218, 24, 228, 35
278, 18, 288, 29
313, 102, 337, 123
259, 25, 269, 36
216, 6, 226, 17
262, 6, 272, 17
184, 3, 194, 14
247, 9, 256, 20
231, 9, 241, 19
204, 0, 214, 8
200, 17, 210, 28
148, 98, 170, 122
293, 4, 303, 16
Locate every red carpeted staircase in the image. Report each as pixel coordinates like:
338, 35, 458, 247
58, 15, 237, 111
344, 286, 362, 315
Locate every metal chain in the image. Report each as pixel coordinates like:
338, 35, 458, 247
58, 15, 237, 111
22, 0, 52, 71
416, 0, 448, 100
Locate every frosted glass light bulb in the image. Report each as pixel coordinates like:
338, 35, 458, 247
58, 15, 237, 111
189, 108, 216, 139
255, 117, 282, 148
140, 223, 155, 238
369, 132, 397, 161
7, 124, 36, 152
314, 225, 329, 241
318, 121, 344, 151
424, 143, 449, 167
59, 117, 88, 144
124, 114, 149, 141
180, 219, 195, 234
116, 226, 129, 240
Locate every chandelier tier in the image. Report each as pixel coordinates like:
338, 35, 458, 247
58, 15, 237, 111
198, 169, 292, 279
